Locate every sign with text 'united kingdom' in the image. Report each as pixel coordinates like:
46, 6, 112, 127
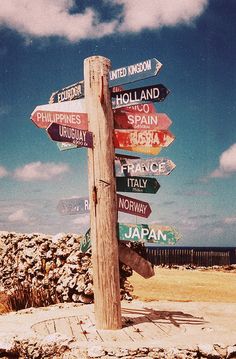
113, 129, 175, 148
57, 197, 90, 215
115, 157, 176, 177
117, 194, 151, 218
109, 58, 162, 87
116, 176, 160, 194
47, 123, 93, 148
114, 111, 172, 130
49, 80, 84, 104
118, 223, 180, 245
111, 84, 170, 109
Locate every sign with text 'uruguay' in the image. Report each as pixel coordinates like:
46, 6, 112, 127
116, 176, 160, 194
114, 111, 172, 131
113, 129, 175, 148
111, 84, 170, 109
109, 58, 162, 87
117, 194, 151, 218
47, 123, 93, 148
49, 80, 84, 104
118, 223, 180, 245
115, 157, 176, 177
57, 197, 90, 215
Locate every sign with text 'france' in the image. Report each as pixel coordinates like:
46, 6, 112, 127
113, 129, 175, 149
109, 58, 162, 87
115, 157, 176, 177
114, 111, 172, 130
117, 194, 151, 218
49, 80, 84, 104
116, 176, 160, 194
47, 123, 93, 148
111, 84, 170, 109
57, 197, 90, 215
118, 223, 180, 245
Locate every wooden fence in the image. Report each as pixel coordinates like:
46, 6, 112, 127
144, 247, 236, 267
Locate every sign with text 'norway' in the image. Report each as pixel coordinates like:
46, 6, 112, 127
117, 194, 151, 218
116, 176, 160, 194
118, 223, 180, 245
47, 123, 93, 148
57, 197, 90, 215
113, 129, 175, 149
115, 157, 176, 177
49, 80, 84, 104
111, 84, 170, 109
109, 58, 162, 87
114, 111, 172, 130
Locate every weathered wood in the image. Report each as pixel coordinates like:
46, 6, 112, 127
84, 56, 122, 329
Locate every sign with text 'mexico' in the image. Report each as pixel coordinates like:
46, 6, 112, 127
49, 80, 84, 104
118, 223, 180, 245
47, 123, 93, 148
116, 176, 160, 194
115, 157, 176, 177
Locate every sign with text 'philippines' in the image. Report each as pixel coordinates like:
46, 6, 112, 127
118, 223, 180, 245
114, 111, 172, 130
31, 110, 88, 130
47, 123, 93, 148
111, 84, 170, 109
57, 197, 90, 215
109, 58, 162, 87
116, 176, 160, 194
115, 157, 176, 177
117, 194, 151, 218
49, 80, 84, 104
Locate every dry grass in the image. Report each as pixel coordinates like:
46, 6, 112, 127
129, 267, 236, 303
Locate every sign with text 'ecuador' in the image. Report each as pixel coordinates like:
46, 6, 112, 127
118, 223, 180, 245
111, 84, 170, 109
113, 129, 175, 148
115, 157, 176, 177
57, 197, 90, 215
114, 111, 172, 130
49, 80, 84, 104
116, 176, 160, 194
47, 123, 93, 148
109, 58, 162, 87
117, 194, 151, 218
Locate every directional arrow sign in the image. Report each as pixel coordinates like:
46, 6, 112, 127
113, 129, 175, 148
120, 145, 162, 155
114, 111, 172, 130
109, 58, 162, 87
118, 223, 180, 245
31, 110, 88, 130
113, 102, 156, 114
57, 197, 90, 215
111, 84, 170, 109
115, 157, 176, 177
57, 142, 78, 151
47, 123, 93, 148
116, 176, 160, 194
49, 80, 84, 104
117, 194, 151, 218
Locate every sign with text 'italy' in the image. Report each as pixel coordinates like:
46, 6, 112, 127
47, 123, 93, 148
116, 176, 160, 194
111, 84, 170, 109
49, 80, 84, 104
113, 129, 175, 148
115, 157, 176, 177
114, 111, 172, 130
118, 194, 151, 218
57, 197, 90, 215
118, 223, 180, 245
109, 58, 162, 87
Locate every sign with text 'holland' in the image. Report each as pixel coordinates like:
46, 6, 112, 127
111, 84, 170, 109
113, 129, 175, 148
116, 176, 160, 194
117, 194, 151, 218
57, 197, 90, 215
114, 111, 172, 130
109, 58, 162, 87
118, 223, 180, 245
115, 157, 176, 177
47, 123, 93, 148
49, 80, 84, 104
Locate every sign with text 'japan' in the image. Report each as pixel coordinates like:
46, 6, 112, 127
118, 223, 180, 245
117, 194, 151, 218
47, 123, 93, 148
111, 84, 170, 109
49, 80, 84, 104
116, 176, 160, 194
113, 129, 175, 149
114, 111, 172, 130
57, 197, 90, 215
115, 157, 176, 177
109, 58, 162, 87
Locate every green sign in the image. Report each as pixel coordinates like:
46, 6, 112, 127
116, 176, 160, 194
80, 228, 91, 253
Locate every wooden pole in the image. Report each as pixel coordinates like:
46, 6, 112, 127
84, 56, 122, 329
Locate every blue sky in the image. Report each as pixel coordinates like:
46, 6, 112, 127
0, 0, 235, 246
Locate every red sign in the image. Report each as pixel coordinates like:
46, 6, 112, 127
31, 110, 88, 130
114, 111, 172, 130
114, 129, 175, 148
117, 194, 152, 218
113, 102, 156, 114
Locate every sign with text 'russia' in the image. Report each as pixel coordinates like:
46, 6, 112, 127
115, 157, 176, 177
111, 84, 170, 109
116, 176, 160, 194
109, 58, 162, 87
57, 197, 90, 215
114, 111, 172, 130
49, 80, 84, 104
47, 123, 93, 148
117, 194, 151, 218
118, 223, 180, 245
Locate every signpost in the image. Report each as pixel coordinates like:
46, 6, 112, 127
47, 123, 93, 148
49, 80, 84, 104
109, 58, 162, 87
116, 176, 160, 194
118, 223, 180, 245
57, 142, 78, 151
114, 111, 172, 130
115, 157, 176, 177
113, 129, 175, 148
111, 84, 170, 109
117, 194, 152, 218
57, 197, 90, 215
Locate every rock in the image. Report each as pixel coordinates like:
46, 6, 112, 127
227, 345, 236, 358
87, 345, 105, 358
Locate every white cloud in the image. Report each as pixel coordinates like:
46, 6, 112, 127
72, 214, 90, 226
14, 161, 70, 181
209, 143, 236, 178
224, 216, 236, 225
8, 209, 29, 223
0, 0, 209, 42
0, 165, 8, 178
